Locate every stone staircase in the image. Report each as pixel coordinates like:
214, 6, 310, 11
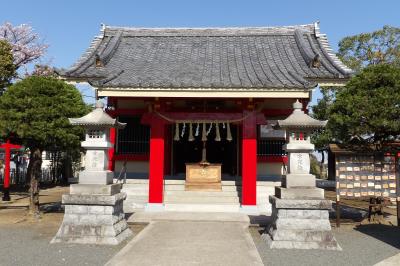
165, 180, 240, 212
121, 179, 278, 214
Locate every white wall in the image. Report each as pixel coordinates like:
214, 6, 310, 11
257, 162, 284, 180
115, 160, 149, 178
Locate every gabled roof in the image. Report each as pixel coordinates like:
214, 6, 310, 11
57, 22, 352, 90
69, 101, 126, 128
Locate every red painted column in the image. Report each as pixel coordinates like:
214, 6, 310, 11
2, 140, 11, 201
242, 111, 257, 206
148, 120, 165, 204
108, 128, 116, 171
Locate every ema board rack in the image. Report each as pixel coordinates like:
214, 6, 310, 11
335, 154, 398, 203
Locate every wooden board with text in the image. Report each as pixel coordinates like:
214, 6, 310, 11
336, 154, 398, 204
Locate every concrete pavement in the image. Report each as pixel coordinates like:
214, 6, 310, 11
374, 253, 400, 266
106, 213, 263, 266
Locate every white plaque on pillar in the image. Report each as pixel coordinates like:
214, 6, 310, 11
86, 150, 106, 171
289, 153, 310, 174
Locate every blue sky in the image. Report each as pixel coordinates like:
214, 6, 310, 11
2, 0, 399, 104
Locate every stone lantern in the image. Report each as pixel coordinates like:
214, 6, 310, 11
263, 100, 340, 250
52, 101, 132, 245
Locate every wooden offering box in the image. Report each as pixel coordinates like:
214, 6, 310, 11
185, 163, 222, 191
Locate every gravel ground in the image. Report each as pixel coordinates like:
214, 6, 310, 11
0, 215, 399, 266
250, 224, 400, 266
0, 221, 144, 266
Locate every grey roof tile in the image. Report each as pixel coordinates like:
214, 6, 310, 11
57, 23, 352, 89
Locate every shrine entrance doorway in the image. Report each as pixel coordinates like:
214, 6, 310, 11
172, 125, 239, 179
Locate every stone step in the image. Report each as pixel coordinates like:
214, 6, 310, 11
258, 187, 275, 190
121, 179, 278, 187
122, 183, 148, 189
122, 190, 149, 196
121, 179, 149, 185
256, 181, 281, 187
185, 183, 222, 191
164, 184, 240, 192
221, 181, 240, 186
164, 190, 239, 197
122, 189, 148, 195
120, 184, 272, 190
258, 205, 272, 215
275, 209, 329, 219
275, 187, 324, 200
125, 195, 148, 203
122, 187, 148, 192
256, 198, 270, 204
274, 218, 332, 231
165, 195, 240, 204
164, 184, 185, 191
262, 234, 341, 250
123, 202, 147, 213
120, 178, 280, 185
122, 185, 244, 194
270, 229, 337, 242
165, 203, 240, 212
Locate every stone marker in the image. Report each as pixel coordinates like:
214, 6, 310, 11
52, 101, 133, 245
262, 100, 341, 250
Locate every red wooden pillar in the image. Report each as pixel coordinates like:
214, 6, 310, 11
147, 119, 165, 208
242, 111, 257, 207
108, 128, 116, 171
2, 140, 11, 201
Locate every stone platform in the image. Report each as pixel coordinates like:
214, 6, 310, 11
262, 196, 341, 250
52, 185, 133, 245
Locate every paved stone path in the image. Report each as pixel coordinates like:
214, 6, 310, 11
106, 220, 263, 266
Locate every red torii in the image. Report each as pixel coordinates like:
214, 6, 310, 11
1, 139, 23, 201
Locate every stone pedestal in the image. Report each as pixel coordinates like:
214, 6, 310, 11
262, 99, 339, 250
263, 196, 340, 250
52, 184, 133, 245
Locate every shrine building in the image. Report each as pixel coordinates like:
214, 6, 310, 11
57, 22, 351, 214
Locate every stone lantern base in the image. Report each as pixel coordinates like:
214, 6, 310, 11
262, 196, 341, 250
52, 184, 133, 245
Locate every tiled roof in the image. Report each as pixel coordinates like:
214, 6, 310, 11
57, 22, 352, 90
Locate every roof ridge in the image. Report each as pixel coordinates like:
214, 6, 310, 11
100, 24, 317, 37
102, 24, 316, 31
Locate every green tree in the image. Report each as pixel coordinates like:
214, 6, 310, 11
310, 153, 322, 179
337, 25, 400, 72
312, 25, 400, 162
0, 76, 88, 216
328, 64, 400, 150
311, 88, 336, 169
0, 40, 16, 92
